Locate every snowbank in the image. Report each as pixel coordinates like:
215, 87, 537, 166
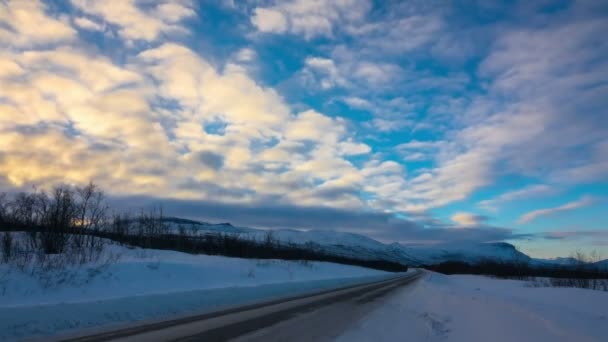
337, 272, 608, 342
0, 243, 394, 341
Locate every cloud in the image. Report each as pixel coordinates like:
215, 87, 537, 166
358, 14, 442, 53
234, 48, 256, 62
302, 57, 347, 89
0, 6, 381, 214
73, 17, 105, 32
285, 110, 344, 142
550, 141, 608, 184
518, 196, 596, 224
403, 152, 428, 162
541, 230, 608, 241
251, 8, 288, 34
479, 184, 558, 212
197, 151, 224, 171
109, 195, 519, 245
0, 57, 24, 78
352, 61, 403, 84
396, 140, 442, 151
397, 1, 608, 212
250, 0, 371, 39
0, 0, 76, 46
301, 55, 404, 94
342, 96, 372, 110
70, 0, 195, 42
451, 212, 489, 227
1, 0, 606, 251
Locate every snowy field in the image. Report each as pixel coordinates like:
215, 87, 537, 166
0, 242, 395, 341
338, 272, 608, 342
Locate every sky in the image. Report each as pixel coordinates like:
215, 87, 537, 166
0, 0, 607, 258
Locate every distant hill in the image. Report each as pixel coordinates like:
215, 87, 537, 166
593, 259, 608, 270
160, 217, 539, 267
533, 257, 580, 266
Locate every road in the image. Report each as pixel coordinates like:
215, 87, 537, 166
58, 270, 422, 342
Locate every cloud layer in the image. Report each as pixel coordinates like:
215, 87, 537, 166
0, 0, 606, 253
518, 197, 596, 224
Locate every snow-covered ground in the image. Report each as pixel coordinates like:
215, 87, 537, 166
338, 272, 608, 342
0, 242, 395, 341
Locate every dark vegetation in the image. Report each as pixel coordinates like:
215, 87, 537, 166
0, 183, 408, 273
426, 258, 608, 291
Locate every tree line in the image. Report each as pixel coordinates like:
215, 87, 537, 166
0, 183, 408, 273
426, 259, 608, 291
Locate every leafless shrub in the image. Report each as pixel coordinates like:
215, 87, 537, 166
111, 213, 132, 242
0, 183, 110, 274
135, 205, 168, 248
1, 232, 13, 263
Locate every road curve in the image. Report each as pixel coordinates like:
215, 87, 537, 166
57, 270, 423, 342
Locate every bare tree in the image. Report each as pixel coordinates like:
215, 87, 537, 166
73, 182, 109, 260
0, 193, 8, 227
11, 191, 38, 228
75, 182, 108, 232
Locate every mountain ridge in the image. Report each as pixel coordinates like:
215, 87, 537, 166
162, 217, 605, 267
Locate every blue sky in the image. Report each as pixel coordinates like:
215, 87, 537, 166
0, 0, 607, 258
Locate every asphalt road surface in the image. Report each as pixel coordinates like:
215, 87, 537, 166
58, 270, 422, 342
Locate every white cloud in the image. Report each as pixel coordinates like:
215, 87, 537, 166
303, 57, 347, 89
73, 17, 105, 31
0, 0, 76, 47
518, 196, 595, 224
71, 0, 194, 42
251, 8, 287, 33
400, 6, 608, 212
251, 0, 371, 39
0, 58, 24, 78
342, 96, 372, 110
478, 185, 557, 212
156, 2, 195, 23
360, 15, 443, 53
0, 5, 380, 211
403, 152, 427, 162
451, 212, 487, 227
302, 55, 403, 92
285, 110, 345, 144
234, 48, 257, 62
353, 61, 402, 84
338, 140, 371, 155
2, 0, 606, 234
396, 140, 442, 150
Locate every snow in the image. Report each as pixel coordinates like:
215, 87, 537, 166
337, 272, 608, 342
0, 242, 395, 341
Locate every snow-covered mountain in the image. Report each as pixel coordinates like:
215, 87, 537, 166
532, 257, 581, 267
396, 242, 531, 265
162, 217, 532, 266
